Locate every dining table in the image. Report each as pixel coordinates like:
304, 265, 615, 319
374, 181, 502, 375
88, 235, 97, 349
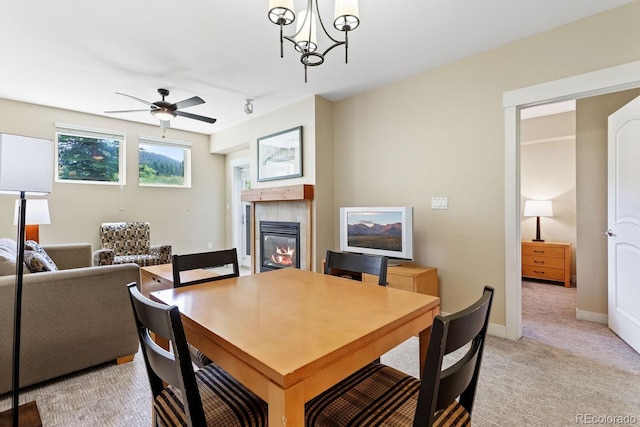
150, 267, 440, 427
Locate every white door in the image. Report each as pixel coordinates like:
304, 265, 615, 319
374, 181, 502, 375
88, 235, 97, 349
607, 95, 640, 354
231, 160, 251, 269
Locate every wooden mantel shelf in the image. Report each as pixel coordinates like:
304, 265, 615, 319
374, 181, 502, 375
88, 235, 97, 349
241, 184, 314, 202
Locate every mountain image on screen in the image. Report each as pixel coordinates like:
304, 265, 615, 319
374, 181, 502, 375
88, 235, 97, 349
347, 222, 402, 251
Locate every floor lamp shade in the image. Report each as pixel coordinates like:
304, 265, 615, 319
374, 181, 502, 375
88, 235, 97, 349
524, 200, 553, 242
0, 133, 53, 427
0, 133, 54, 194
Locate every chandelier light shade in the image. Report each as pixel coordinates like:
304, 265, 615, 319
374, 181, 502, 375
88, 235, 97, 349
524, 200, 554, 242
268, 0, 360, 82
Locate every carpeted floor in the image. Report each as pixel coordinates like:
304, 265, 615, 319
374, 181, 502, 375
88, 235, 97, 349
2, 280, 639, 426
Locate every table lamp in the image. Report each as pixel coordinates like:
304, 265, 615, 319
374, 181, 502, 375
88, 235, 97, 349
0, 133, 54, 427
14, 199, 50, 243
524, 200, 553, 242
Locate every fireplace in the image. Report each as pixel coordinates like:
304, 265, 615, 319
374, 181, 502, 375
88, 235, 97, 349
260, 221, 301, 272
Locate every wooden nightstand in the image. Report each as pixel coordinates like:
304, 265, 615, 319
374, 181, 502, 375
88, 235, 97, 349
522, 241, 571, 287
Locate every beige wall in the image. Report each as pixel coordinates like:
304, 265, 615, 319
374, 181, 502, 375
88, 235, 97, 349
575, 88, 640, 316
0, 99, 223, 255
330, 1, 640, 326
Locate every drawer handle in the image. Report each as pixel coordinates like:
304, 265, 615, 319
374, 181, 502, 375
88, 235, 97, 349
533, 260, 545, 264
533, 270, 545, 274
533, 250, 545, 254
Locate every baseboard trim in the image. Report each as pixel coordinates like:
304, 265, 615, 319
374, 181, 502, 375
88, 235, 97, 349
576, 309, 608, 324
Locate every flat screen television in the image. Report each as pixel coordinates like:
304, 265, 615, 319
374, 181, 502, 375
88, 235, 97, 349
339, 206, 413, 264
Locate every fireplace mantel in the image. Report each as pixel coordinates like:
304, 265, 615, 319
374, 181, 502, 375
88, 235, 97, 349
243, 184, 314, 273
241, 184, 314, 202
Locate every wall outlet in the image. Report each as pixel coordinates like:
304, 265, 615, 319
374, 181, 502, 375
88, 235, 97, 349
207, 242, 213, 249
431, 197, 448, 210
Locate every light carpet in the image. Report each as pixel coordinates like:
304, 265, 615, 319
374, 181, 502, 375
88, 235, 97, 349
1, 280, 639, 426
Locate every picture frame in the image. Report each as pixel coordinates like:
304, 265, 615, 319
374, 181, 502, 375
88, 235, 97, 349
257, 126, 303, 182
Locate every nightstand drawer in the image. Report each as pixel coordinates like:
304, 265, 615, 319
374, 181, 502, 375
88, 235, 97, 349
522, 265, 565, 281
522, 246, 565, 258
522, 255, 565, 269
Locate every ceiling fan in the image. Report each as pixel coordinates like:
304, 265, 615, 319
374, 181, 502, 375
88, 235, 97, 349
105, 88, 217, 128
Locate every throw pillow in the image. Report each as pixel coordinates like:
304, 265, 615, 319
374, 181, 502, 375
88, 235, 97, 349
23, 250, 55, 273
24, 240, 59, 271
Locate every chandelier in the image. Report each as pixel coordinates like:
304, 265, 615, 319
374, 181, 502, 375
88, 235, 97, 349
268, 0, 360, 82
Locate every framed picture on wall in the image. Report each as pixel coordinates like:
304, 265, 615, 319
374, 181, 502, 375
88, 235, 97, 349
257, 126, 303, 182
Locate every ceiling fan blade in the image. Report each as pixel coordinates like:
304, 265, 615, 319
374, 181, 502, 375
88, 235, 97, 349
175, 110, 217, 124
104, 109, 151, 114
115, 92, 157, 108
171, 96, 205, 110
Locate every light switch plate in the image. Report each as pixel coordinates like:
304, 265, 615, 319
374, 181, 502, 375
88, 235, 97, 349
431, 197, 448, 210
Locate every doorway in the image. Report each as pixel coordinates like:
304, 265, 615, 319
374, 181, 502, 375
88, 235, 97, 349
503, 59, 640, 340
231, 158, 251, 270
520, 101, 578, 336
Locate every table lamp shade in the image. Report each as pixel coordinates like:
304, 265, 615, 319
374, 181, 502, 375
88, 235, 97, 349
14, 199, 51, 225
524, 200, 553, 242
0, 133, 54, 194
524, 200, 553, 218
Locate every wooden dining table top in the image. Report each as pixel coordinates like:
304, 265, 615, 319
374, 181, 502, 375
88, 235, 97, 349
150, 267, 440, 426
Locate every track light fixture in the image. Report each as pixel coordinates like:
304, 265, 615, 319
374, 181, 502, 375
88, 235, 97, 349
268, 0, 359, 82
244, 99, 254, 115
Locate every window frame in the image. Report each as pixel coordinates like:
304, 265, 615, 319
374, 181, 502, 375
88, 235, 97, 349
55, 123, 126, 186
138, 135, 192, 188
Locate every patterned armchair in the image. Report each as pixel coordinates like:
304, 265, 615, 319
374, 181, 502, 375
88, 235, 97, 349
93, 222, 172, 267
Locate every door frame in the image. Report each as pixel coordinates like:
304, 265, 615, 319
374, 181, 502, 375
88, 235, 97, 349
503, 60, 640, 340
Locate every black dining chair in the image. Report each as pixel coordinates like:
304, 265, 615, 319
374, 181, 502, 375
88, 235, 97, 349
127, 283, 267, 427
305, 286, 494, 427
324, 250, 388, 286
172, 248, 240, 288
172, 248, 240, 366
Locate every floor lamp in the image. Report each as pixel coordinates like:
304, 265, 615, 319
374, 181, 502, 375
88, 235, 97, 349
0, 133, 54, 427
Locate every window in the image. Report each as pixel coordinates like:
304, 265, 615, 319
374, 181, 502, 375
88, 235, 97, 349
55, 123, 125, 185
138, 136, 191, 187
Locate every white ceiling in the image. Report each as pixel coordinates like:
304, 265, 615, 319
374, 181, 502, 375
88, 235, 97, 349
0, 0, 632, 135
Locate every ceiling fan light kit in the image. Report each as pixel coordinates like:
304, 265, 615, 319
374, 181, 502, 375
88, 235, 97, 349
268, 0, 359, 82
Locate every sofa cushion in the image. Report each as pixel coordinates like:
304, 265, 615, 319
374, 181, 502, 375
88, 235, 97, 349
0, 238, 25, 276
0, 249, 17, 276
25, 240, 58, 272
24, 250, 57, 273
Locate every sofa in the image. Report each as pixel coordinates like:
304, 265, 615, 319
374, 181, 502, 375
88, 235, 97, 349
93, 221, 172, 267
0, 239, 141, 395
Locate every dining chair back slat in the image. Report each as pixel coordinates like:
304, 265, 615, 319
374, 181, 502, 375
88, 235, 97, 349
172, 248, 239, 288
324, 250, 388, 286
